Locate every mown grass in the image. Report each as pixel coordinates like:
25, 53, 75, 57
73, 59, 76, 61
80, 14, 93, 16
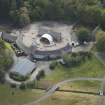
38, 55, 105, 92
0, 85, 44, 105
38, 92, 99, 105
5, 42, 12, 50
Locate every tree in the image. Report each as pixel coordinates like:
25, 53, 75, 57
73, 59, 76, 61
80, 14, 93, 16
19, 83, 26, 90
77, 5, 102, 26
96, 31, 105, 52
10, 7, 30, 27
76, 27, 91, 44
0, 0, 104, 28
36, 70, 45, 80
49, 61, 57, 70
0, 0, 10, 17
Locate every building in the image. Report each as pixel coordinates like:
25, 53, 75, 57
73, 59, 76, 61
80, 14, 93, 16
40, 34, 54, 45
11, 58, 36, 76
50, 31, 62, 42
1, 32, 17, 43
38, 28, 62, 42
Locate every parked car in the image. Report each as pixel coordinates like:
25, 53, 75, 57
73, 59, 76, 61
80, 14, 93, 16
55, 86, 60, 91
32, 59, 37, 63
70, 41, 79, 47
15, 50, 27, 57
99, 90, 104, 96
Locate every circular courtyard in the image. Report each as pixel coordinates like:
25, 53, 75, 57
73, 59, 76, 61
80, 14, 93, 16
16, 22, 73, 60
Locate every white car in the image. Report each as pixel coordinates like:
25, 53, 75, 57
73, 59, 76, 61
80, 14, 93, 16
71, 41, 79, 47
99, 90, 103, 96
33, 59, 37, 63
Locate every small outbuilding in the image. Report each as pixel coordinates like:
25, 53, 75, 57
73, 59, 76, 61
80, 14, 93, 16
1, 32, 17, 43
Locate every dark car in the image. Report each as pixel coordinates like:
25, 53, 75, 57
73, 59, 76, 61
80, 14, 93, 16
11, 43, 20, 50
55, 86, 60, 91
15, 50, 27, 57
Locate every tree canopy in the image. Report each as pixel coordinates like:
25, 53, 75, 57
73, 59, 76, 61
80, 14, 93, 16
1, 0, 105, 27
76, 27, 91, 44
96, 31, 105, 52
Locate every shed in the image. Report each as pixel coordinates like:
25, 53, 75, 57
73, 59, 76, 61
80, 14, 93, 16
1, 32, 17, 43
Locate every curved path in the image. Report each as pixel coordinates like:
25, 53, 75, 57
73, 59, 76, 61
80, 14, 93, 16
24, 77, 103, 105
93, 52, 105, 105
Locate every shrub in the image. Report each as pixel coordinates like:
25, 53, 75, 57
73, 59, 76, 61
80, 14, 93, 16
9, 72, 29, 81
79, 51, 92, 59
19, 83, 26, 90
36, 70, 45, 80
26, 81, 35, 89
95, 31, 105, 52
76, 27, 91, 44
49, 61, 58, 70
63, 52, 92, 67
10, 84, 17, 88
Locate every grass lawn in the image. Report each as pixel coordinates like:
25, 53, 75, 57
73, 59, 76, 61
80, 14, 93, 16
5, 42, 12, 50
38, 92, 100, 105
38, 55, 105, 92
0, 85, 44, 105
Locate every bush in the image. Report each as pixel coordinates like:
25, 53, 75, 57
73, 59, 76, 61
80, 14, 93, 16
10, 84, 17, 88
19, 83, 26, 90
36, 70, 45, 80
49, 61, 58, 70
96, 31, 105, 52
79, 51, 92, 59
9, 72, 29, 81
26, 81, 35, 89
63, 52, 92, 67
76, 27, 91, 44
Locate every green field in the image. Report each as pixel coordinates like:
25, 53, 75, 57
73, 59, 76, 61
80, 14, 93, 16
38, 92, 100, 105
38, 55, 105, 92
5, 42, 12, 50
0, 85, 44, 105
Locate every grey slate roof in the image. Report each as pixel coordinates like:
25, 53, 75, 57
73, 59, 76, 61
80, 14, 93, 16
11, 58, 36, 76
1, 32, 17, 42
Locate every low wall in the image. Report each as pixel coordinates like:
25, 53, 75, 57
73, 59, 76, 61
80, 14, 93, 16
32, 44, 72, 60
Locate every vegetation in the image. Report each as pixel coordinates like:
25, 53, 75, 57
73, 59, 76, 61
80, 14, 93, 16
63, 52, 92, 67
36, 70, 45, 80
19, 83, 27, 90
95, 30, 105, 52
39, 92, 98, 105
0, 84, 44, 105
9, 72, 29, 81
76, 27, 91, 44
1, 0, 105, 28
0, 39, 13, 83
26, 81, 36, 89
38, 55, 105, 91
50, 61, 58, 70
20, 82, 36, 90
